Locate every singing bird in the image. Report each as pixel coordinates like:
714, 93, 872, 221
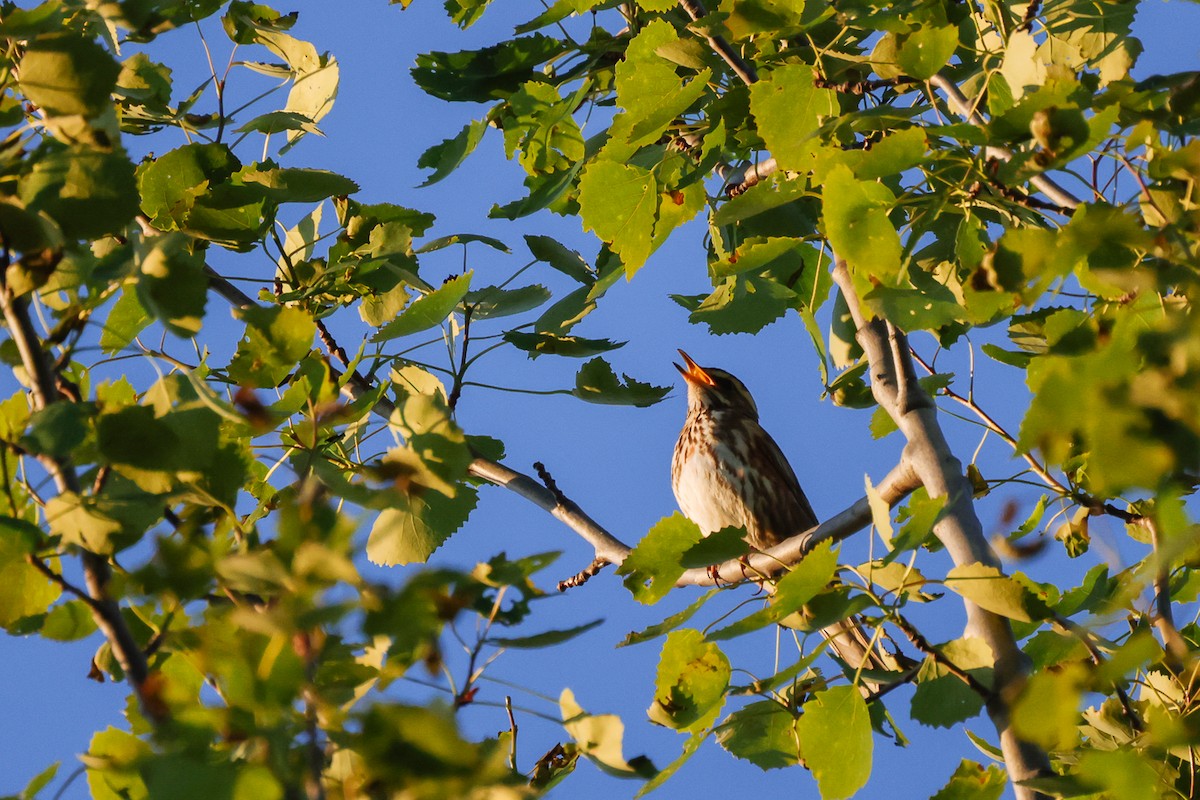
671, 350, 900, 677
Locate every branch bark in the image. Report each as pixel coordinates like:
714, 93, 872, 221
0, 281, 159, 721
677, 0, 757, 86
831, 259, 1051, 799
928, 74, 1081, 212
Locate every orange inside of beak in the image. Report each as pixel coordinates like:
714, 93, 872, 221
675, 350, 715, 386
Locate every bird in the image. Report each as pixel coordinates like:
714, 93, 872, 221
671, 350, 819, 550
671, 349, 903, 680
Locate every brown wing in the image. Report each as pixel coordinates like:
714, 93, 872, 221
713, 412, 818, 548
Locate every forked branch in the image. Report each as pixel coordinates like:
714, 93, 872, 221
831, 259, 1051, 799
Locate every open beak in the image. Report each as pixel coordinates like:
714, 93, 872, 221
674, 349, 715, 386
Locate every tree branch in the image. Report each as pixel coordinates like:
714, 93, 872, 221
0, 280, 159, 722
1147, 517, 1189, 665
928, 74, 1080, 212
831, 259, 1051, 799
677, 0, 757, 86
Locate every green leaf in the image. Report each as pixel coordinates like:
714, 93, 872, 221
796, 685, 872, 799
20, 147, 138, 240
680, 526, 750, 567
465, 284, 550, 319
365, 485, 477, 565
234, 110, 322, 137
821, 164, 902, 283
415, 232, 510, 254
226, 305, 316, 388
20, 761, 60, 800
720, 0, 808, 38
1011, 662, 1087, 750
504, 331, 625, 359
648, 629, 730, 732
614, 23, 711, 148
135, 233, 208, 337
706, 540, 838, 640
561, 688, 657, 779
0, 516, 60, 629
412, 35, 565, 102
849, 127, 928, 180
137, 143, 241, 231
501, 81, 585, 174
19, 32, 120, 117
23, 401, 89, 459
490, 162, 582, 220
143, 756, 282, 800
619, 588, 721, 647
100, 286, 151, 355
371, 272, 471, 342
445, 0, 493, 27
1075, 749, 1160, 800
240, 166, 359, 202
930, 760, 1007, 800
578, 160, 658, 277
418, 119, 487, 186
716, 700, 802, 769
181, 182, 270, 248
41, 599, 99, 641
910, 637, 994, 728
487, 618, 602, 648
897, 24, 959, 80
0, 3, 66, 37
749, 64, 837, 171
943, 563, 1051, 622
572, 357, 670, 407
525, 234, 594, 283
682, 276, 794, 335
281, 53, 338, 145
85, 727, 150, 800
713, 174, 811, 226
617, 512, 704, 604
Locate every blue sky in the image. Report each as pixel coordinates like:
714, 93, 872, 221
3, 1, 1200, 798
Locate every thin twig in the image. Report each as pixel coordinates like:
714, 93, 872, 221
558, 558, 609, 592
448, 305, 472, 411
726, 157, 778, 196
910, 347, 1069, 495
892, 612, 995, 700
1148, 518, 1189, 665
26, 555, 101, 610
678, 0, 758, 86
315, 319, 352, 367
929, 74, 1080, 211
1052, 615, 1143, 732
505, 695, 519, 771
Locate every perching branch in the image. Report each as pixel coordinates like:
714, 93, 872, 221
676, 457, 920, 585
201, 270, 920, 589
831, 259, 1051, 799
0, 277, 160, 722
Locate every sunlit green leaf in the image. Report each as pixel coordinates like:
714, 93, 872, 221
371, 272, 471, 342
716, 700, 801, 769
796, 685, 872, 799
648, 629, 730, 732
572, 357, 670, 407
